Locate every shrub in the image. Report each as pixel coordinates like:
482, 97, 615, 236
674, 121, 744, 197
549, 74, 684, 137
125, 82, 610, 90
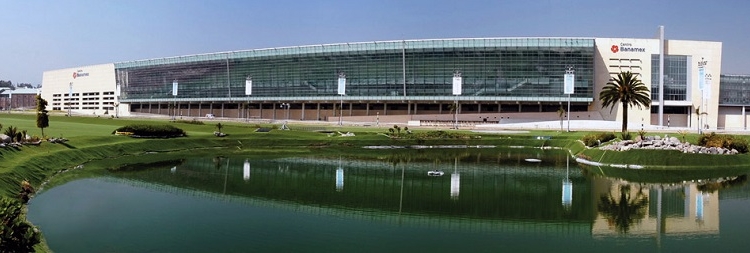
727, 138, 749, 153
1, 181, 42, 252
638, 129, 647, 139
677, 130, 689, 142
698, 132, 749, 153
27, 135, 42, 142
410, 130, 470, 140
621, 131, 632, 140
3, 125, 18, 142
113, 124, 186, 138
175, 119, 204, 125
581, 132, 616, 147
1, 197, 41, 251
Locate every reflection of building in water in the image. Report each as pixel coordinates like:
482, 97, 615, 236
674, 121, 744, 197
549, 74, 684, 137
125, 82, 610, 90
562, 156, 572, 209
450, 157, 459, 200
450, 173, 460, 200
336, 168, 344, 192
336, 156, 344, 191
243, 160, 250, 181
592, 178, 719, 237
111, 154, 594, 226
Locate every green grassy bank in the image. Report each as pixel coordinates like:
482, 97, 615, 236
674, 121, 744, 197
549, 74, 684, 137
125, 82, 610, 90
0, 113, 570, 197
4, 113, 750, 197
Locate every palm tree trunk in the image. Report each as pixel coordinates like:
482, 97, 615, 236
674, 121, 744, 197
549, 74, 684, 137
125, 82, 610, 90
621, 103, 628, 133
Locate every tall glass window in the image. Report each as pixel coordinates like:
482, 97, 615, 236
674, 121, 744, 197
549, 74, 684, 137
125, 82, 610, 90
651, 55, 688, 101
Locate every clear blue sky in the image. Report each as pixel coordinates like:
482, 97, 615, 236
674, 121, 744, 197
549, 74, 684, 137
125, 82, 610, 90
1, 0, 748, 85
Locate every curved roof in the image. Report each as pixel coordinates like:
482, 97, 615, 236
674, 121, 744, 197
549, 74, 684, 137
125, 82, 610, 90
115, 37, 594, 69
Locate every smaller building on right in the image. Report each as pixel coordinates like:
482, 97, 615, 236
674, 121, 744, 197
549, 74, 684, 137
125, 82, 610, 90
719, 74, 750, 130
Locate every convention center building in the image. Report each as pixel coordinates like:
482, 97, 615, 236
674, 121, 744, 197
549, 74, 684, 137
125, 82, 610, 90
42, 35, 746, 129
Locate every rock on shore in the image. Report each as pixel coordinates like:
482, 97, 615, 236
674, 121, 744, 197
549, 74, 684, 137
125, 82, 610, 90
599, 135, 739, 155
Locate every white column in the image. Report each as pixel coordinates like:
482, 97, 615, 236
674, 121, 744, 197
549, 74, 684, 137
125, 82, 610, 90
658, 25, 665, 126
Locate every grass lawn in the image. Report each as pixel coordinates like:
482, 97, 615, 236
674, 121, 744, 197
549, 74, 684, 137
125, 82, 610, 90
2, 112, 750, 198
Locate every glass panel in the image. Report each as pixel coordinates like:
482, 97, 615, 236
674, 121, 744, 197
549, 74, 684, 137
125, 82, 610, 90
719, 75, 750, 105
651, 55, 688, 101
117, 38, 595, 100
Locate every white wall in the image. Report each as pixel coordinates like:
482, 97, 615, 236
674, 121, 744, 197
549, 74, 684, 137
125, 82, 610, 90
592, 38, 722, 130
719, 106, 747, 130
41, 64, 117, 115
593, 38, 659, 126
664, 40, 722, 130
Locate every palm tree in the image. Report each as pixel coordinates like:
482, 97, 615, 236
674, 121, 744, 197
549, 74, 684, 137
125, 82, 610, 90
600, 71, 651, 134
597, 184, 649, 234
694, 106, 708, 133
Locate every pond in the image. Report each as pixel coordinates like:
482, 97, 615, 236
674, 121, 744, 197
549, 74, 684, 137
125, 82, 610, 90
27, 148, 750, 252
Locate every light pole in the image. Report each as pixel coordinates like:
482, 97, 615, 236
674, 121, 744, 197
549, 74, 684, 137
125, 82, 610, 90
280, 103, 290, 130
115, 83, 120, 118
337, 73, 346, 126
172, 79, 178, 121
452, 71, 462, 129
280, 103, 290, 120
564, 67, 575, 132
68, 82, 73, 116
245, 76, 252, 122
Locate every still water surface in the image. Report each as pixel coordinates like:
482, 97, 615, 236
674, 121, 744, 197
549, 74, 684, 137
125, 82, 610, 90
28, 149, 750, 252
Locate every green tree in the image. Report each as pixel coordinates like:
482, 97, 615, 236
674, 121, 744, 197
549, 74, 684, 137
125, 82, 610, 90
1, 181, 41, 251
35, 95, 49, 138
599, 71, 651, 134
694, 105, 708, 132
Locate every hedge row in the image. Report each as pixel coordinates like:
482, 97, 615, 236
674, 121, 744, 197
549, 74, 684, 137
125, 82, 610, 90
113, 124, 186, 138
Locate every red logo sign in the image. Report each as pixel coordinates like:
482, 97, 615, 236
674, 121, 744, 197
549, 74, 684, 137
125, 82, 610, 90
73, 72, 77, 79
611, 45, 619, 53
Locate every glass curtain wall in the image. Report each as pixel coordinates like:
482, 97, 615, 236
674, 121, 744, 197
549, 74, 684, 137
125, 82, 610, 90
116, 38, 594, 102
719, 75, 750, 105
651, 55, 688, 101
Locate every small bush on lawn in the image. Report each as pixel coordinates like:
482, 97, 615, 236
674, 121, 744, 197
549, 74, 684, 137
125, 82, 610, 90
411, 131, 470, 139
581, 132, 616, 147
621, 132, 632, 140
174, 119, 204, 125
113, 124, 186, 138
698, 132, 748, 153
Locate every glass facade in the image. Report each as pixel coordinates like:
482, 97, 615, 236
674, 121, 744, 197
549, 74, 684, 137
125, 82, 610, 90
651, 55, 688, 101
116, 38, 594, 103
719, 75, 750, 105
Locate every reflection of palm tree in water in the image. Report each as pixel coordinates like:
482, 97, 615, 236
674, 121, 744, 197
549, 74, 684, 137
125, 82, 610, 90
598, 184, 649, 234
